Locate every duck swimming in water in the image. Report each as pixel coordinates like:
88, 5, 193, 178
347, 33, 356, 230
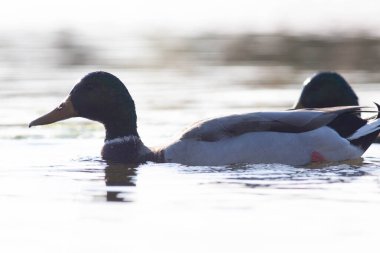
29, 71, 380, 166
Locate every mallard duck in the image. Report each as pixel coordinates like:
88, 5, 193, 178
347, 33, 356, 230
29, 71, 380, 166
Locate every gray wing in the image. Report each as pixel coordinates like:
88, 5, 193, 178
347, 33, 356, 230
180, 106, 362, 141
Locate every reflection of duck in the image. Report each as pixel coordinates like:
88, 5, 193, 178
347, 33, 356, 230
293, 72, 359, 109
29, 71, 380, 166
105, 163, 137, 202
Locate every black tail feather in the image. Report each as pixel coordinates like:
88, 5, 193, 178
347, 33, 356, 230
350, 130, 380, 152
328, 113, 366, 138
374, 102, 380, 119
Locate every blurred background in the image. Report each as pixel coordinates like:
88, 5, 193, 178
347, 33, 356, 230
2, 0, 380, 79
2, 0, 380, 142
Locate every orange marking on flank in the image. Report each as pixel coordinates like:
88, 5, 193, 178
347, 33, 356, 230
311, 151, 326, 162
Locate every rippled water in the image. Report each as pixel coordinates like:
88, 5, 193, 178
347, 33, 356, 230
1, 67, 380, 252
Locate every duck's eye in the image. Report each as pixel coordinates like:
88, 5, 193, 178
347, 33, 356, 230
57, 102, 65, 110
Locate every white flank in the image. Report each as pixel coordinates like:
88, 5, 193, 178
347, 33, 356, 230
165, 127, 363, 166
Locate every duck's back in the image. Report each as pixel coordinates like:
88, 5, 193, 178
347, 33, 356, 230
179, 110, 341, 142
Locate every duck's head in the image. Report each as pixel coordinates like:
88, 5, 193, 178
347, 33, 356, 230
29, 71, 138, 140
293, 72, 359, 109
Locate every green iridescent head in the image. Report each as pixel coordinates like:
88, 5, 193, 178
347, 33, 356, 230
294, 72, 359, 109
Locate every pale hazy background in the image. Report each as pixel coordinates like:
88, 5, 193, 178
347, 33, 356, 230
2, 0, 380, 34
1, 0, 380, 85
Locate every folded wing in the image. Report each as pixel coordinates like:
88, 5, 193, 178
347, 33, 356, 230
180, 106, 363, 142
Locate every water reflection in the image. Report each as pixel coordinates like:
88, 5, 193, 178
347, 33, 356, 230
180, 162, 369, 191
226, 165, 368, 190
73, 156, 377, 204
104, 162, 137, 202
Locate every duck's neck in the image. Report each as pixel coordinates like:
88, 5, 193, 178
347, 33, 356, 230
102, 113, 165, 164
104, 118, 139, 141
102, 136, 165, 164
